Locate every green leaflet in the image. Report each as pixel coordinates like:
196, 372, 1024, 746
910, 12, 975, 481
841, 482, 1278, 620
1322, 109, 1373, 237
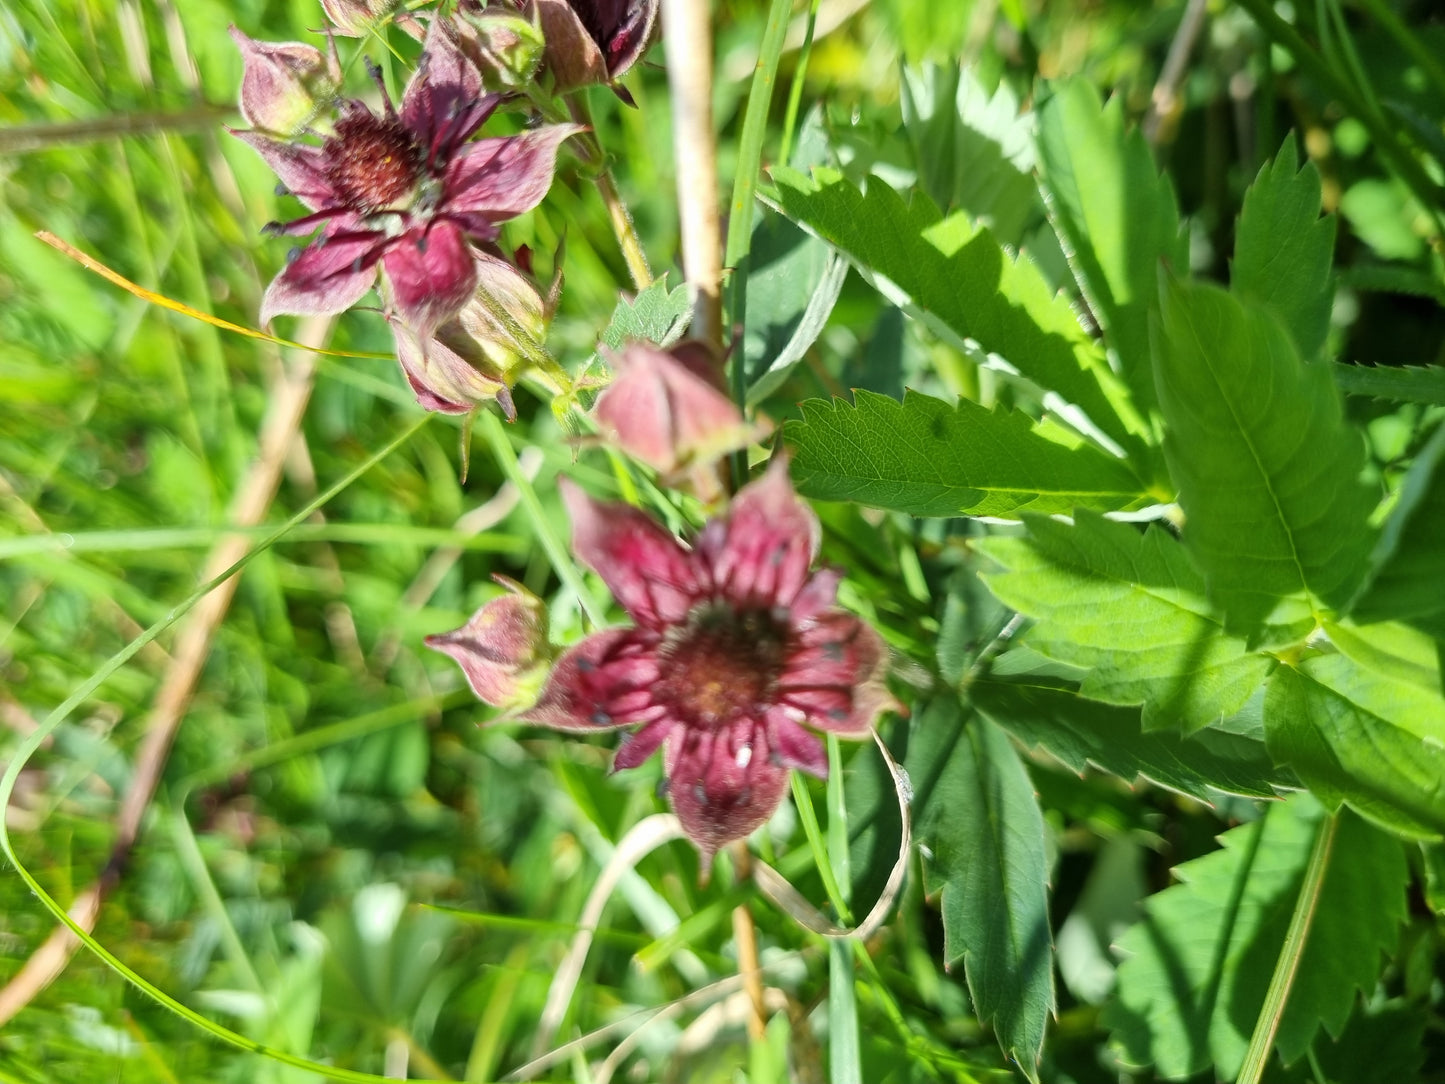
906, 698, 1054, 1079
771, 165, 1148, 453
1333, 361, 1445, 406
1105, 796, 1408, 1079
979, 511, 1275, 730
1232, 136, 1337, 362
1153, 279, 1376, 633
596, 275, 692, 352
1264, 653, 1445, 838
1035, 79, 1188, 418
899, 64, 1039, 245
972, 677, 1292, 800
1351, 419, 1445, 637
783, 389, 1149, 518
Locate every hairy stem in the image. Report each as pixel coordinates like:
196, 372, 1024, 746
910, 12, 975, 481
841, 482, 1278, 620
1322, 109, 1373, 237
567, 96, 653, 289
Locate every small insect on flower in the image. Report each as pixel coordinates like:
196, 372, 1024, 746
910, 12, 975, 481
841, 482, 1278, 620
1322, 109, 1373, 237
431, 457, 898, 862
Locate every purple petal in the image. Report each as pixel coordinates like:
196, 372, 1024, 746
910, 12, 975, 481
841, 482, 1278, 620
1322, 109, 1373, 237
381, 220, 478, 342
444, 125, 581, 219
779, 611, 893, 735
789, 567, 843, 625
259, 230, 385, 322
389, 314, 514, 418
522, 628, 663, 733
529, 0, 608, 89
229, 129, 338, 211
696, 456, 820, 609
593, 342, 767, 477
662, 719, 791, 863
613, 716, 674, 771
769, 712, 828, 778
559, 480, 706, 628
401, 17, 489, 151
599, 0, 658, 78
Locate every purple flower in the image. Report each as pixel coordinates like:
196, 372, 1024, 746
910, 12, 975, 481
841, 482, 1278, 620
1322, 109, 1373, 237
521, 458, 895, 861
233, 18, 579, 341
529, 0, 659, 92
386, 251, 555, 417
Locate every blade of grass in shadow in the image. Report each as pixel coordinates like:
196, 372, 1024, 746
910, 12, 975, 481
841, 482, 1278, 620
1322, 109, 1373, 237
723, 0, 793, 484
477, 409, 607, 627
1235, 814, 1340, 1084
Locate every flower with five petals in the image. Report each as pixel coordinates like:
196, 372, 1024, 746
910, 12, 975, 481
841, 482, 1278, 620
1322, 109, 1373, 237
232, 17, 579, 341
518, 458, 895, 862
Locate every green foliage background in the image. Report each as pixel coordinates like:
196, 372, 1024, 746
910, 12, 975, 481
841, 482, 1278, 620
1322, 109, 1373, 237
3, 0, 1445, 1081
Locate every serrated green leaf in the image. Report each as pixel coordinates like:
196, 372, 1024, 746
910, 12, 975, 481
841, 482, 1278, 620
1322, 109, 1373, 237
1325, 618, 1442, 692
973, 677, 1292, 800
1333, 361, 1445, 405
1351, 420, 1445, 636
1105, 796, 1407, 1079
1264, 653, 1445, 838
900, 65, 1039, 244
1036, 80, 1188, 416
784, 389, 1149, 518
771, 165, 1149, 453
1153, 279, 1376, 632
1232, 136, 1336, 361
908, 698, 1053, 1078
596, 275, 692, 352
979, 511, 1275, 730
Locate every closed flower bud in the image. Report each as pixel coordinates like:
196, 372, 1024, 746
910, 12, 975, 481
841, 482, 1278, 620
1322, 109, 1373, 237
230, 27, 339, 137
425, 576, 555, 713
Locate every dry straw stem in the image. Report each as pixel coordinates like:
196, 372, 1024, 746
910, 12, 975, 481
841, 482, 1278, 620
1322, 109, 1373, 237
0, 316, 331, 1026
530, 813, 689, 1060
661, 0, 723, 348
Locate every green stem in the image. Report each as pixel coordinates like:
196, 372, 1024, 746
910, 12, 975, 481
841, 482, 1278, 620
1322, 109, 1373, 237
778, 0, 823, 167
477, 409, 607, 628
1235, 813, 1340, 1084
567, 95, 653, 289
723, 0, 794, 479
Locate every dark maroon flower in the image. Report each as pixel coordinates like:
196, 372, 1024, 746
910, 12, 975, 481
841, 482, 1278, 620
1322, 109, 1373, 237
519, 458, 896, 862
529, 0, 658, 92
233, 17, 579, 341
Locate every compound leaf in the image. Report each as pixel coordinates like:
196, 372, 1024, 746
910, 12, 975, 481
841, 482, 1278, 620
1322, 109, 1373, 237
1153, 280, 1375, 633
1106, 795, 1407, 1079
980, 511, 1274, 730
1232, 136, 1336, 361
784, 389, 1148, 518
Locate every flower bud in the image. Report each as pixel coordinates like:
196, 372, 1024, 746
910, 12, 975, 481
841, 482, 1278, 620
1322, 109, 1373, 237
593, 341, 772, 499
230, 27, 340, 137
527, 0, 659, 92
425, 576, 555, 713
319, 0, 410, 37
455, 3, 548, 90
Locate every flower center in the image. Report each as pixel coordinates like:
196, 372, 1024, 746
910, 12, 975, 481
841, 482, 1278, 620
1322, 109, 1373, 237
323, 110, 425, 215
655, 603, 787, 729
